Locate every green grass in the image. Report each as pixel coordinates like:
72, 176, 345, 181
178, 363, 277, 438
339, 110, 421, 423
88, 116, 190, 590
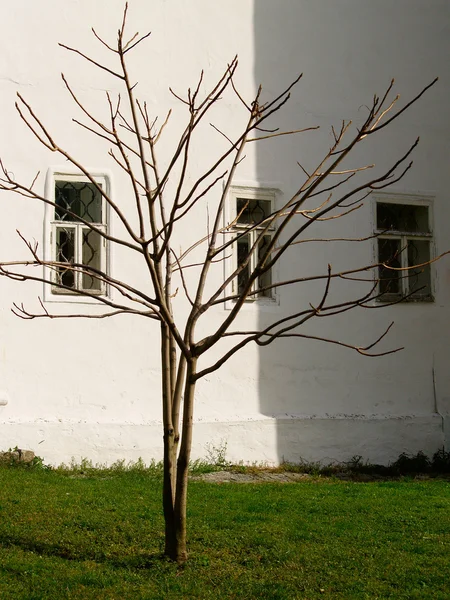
0, 468, 449, 598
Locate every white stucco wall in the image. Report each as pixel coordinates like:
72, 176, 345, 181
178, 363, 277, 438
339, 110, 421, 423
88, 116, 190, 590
0, 0, 449, 465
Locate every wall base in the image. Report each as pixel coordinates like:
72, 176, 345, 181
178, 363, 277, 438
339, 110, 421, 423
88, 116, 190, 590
0, 414, 445, 467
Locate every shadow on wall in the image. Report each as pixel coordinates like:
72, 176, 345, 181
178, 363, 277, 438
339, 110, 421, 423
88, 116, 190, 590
253, 0, 449, 463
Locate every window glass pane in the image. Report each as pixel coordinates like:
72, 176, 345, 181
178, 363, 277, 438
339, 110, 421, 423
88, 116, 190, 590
407, 239, 431, 296
378, 238, 402, 295
237, 234, 250, 295
376, 202, 429, 233
55, 181, 103, 223
55, 226, 76, 289
81, 228, 102, 291
236, 198, 271, 225
257, 235, 272, 297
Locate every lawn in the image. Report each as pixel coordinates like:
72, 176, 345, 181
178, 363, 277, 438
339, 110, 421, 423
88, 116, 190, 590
0, 467, 449, 599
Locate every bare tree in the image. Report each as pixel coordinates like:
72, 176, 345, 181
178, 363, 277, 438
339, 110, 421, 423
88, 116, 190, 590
0, 6, 443, 562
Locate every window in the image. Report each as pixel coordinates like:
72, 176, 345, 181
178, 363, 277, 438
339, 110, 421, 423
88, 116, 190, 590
50, 176, 108, 295
229, 187, 276, 300
374, 195, 433, 301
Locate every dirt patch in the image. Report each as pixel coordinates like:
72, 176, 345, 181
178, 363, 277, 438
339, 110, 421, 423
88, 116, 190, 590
190, 470, 441, 483
191, 471, 315, 483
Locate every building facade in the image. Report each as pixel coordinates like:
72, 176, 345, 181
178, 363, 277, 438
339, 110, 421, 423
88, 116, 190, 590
1, 0, 449, 465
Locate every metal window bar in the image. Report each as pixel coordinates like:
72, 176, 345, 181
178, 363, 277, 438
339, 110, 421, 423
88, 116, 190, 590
55, 180, 103, 223
51, 223, 106, 294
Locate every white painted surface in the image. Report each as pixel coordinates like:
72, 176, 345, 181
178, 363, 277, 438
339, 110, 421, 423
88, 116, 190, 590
0, 1, 449, 465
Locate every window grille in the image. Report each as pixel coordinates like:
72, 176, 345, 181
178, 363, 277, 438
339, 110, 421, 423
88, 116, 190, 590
230, 188, 276, 300
51, 179, 107, 295
374, 197, 433, 301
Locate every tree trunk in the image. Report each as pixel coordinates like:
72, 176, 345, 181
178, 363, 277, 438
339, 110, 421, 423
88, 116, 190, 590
161, 322, 178, 558
171, 358, 197, 563
162, 427, 178, 558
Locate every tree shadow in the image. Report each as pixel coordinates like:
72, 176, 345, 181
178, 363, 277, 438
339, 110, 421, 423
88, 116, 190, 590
0, 532, 166, 570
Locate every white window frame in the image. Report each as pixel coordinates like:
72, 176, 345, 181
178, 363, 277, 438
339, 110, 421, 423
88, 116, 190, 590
224, 185, 280, 308
43, 167, 112, 303
373, 192, 434, 302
